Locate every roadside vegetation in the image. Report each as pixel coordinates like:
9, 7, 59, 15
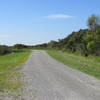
47, 50, 100, 79
33, 14, 100, 79
34, 14, 100, 57
0, 45, 12, 55
0, 50, 31, 92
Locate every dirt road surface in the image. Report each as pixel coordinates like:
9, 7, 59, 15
21, 50, 100, 100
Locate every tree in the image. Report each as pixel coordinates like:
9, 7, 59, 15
87, 14, 100, 31
48, 41, 58, 48
13, 44, 28, 49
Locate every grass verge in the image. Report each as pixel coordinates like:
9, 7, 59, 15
46, 50, 100, 79
0, 50, 31, 92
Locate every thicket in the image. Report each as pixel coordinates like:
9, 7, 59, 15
34, 14, 100, 56
0, 45, 12, 55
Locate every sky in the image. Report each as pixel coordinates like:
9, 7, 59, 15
0, 0, 100, 45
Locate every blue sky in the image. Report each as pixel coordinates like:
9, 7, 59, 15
0, 0, 99, 45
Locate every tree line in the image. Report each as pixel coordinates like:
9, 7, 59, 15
0, 44, 33, 55
34, 14, 100, 56
0, 14, 100, 56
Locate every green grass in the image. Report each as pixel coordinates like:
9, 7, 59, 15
46, 50, 100, 79
0, 50, 31, 91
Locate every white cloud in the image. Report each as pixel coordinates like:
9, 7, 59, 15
0, 34, 14, 38
45, 14, 73, 19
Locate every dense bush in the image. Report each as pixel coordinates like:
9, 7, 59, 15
87, 41, 95, 53
13, 44, 28, 49
33, 14, 100, 56
0, 45, 12, 55
34, 28, 100, 56
33, 27, 100, 56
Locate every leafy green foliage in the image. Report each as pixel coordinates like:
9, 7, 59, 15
0, 45, 12, 55
87, 14, 100, 31
36, 27, 100, 56
87, 41, 95, 53
33, 14, 100, 56
13, 44, 29, 49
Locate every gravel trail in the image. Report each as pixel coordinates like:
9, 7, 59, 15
21, 50, 100, 100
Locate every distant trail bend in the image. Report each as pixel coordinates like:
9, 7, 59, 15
22, 50, 100, 100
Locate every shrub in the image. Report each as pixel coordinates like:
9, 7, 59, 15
87, 41, 95, 54
0, 45, 12, 55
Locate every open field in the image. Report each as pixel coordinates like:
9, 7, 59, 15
0, 50, 31, 91
46, 50, 100, 79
